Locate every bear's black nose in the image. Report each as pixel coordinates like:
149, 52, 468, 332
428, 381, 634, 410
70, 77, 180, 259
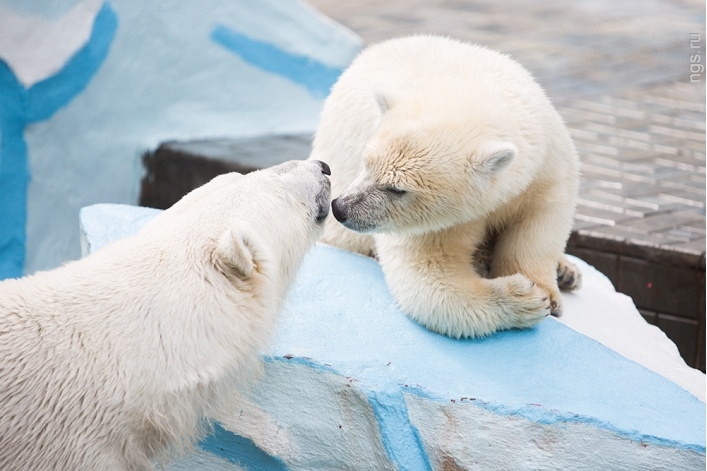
331, 197, 347, 223
313, 160, 331, 176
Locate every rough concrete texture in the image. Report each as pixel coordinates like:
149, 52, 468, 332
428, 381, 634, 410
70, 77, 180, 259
80, 204, 705, 470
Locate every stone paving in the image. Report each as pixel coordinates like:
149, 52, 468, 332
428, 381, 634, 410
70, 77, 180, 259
309, 0, 706, 255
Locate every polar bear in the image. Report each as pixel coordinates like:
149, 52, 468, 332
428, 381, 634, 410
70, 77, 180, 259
0, 160, 331, 470
310, 35, 581, 339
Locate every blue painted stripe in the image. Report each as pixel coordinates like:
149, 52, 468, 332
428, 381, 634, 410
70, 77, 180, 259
211, 25, 343, 98
200, 422, 289, 471
0, 112, 28, 279
0, 2, 117, 280
367, 390, 433, 471
0, 62, 31, 279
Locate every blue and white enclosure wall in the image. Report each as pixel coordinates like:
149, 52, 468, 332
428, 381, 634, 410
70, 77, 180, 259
0, 0, 362, 279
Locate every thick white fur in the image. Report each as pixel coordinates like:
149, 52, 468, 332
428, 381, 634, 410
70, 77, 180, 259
310, 35, 580, 339
0, 160, 330, 470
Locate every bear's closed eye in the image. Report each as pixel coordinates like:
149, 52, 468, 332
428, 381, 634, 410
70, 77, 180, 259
385, 187, 407, 195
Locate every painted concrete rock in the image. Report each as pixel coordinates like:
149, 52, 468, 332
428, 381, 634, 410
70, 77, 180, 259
0, 0, 361, 279
80, 204, 706, 470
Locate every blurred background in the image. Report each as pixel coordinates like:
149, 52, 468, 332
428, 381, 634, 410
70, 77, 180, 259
0, 0, 704, 369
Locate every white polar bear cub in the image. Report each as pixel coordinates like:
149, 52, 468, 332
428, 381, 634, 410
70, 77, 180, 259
310, 35, 580, 339
0, 160, 331, 470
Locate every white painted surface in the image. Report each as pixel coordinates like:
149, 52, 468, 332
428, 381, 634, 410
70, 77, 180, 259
405, 394, 705, 470
0, 0, 102, 87
215, 361, 397, 470
558, 262, 706, 403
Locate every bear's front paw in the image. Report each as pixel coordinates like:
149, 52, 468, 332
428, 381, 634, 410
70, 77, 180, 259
500, 274, 552, 328
557, 258, 582, 292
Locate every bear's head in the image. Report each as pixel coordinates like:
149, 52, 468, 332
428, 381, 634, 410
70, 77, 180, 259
142, 159, 331, 289
331, 93, 523, 235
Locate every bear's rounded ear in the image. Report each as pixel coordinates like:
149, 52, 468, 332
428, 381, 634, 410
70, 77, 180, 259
373, 90, 393, 115
477, 141, 518, 175
215, 227, 256, 279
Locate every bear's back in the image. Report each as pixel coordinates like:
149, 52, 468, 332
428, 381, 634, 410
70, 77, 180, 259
341, 35, 546, 106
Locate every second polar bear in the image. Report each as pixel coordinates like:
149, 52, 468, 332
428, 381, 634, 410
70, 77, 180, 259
0, 160, 331, 470
311, 35, 580, 339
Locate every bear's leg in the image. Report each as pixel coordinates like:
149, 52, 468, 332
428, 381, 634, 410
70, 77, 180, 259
376, 235, 551, 339
476, 230, 582, 291
489, 209, 572, 317
319, 216, 376, 257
